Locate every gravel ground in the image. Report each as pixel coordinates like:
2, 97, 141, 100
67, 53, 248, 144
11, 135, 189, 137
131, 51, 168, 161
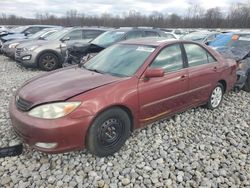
0, 55, 250, 188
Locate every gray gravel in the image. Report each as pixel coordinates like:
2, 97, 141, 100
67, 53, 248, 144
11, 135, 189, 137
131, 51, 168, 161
0, 55, 250, 187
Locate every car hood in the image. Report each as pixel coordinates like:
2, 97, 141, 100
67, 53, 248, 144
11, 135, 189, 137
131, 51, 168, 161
2, 33, 26, 41
215, 46, 250, 62
4, 38, 29, 45
17, 67, 124, 107
17, 40, 55, 48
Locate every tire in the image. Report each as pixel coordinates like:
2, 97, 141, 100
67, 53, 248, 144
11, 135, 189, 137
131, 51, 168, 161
243, 74, 250, 92
86, 108, 131, 157
206, 83, 224, 110
38, 52, 59, 71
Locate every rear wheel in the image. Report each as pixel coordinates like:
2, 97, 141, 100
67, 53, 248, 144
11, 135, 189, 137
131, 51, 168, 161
38, 52, 59, 71
243, 74, 250, 92
86, 108, 131, 157
207, 83, 224, 109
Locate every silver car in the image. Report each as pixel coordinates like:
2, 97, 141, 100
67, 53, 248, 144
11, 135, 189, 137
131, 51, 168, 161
15, 27, 108, 71
2, 27, 62, 59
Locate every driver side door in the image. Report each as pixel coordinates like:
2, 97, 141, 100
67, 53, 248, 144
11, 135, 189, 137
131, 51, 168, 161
138, 43, 189, 123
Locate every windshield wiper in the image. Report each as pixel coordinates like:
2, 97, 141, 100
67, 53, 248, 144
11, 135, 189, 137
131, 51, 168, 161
107, 72, 129, 77
87, 68, 104, 74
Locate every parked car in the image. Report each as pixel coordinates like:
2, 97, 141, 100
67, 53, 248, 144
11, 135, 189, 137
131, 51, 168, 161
182, 31, 220, 44
0, 25, 57, 42
0, 25, 57, 52
2, 27, 62, 59
15, 27, 108, 71
213, 33, 250, 91
161, 28, 188, 38
0, 25, 9, 36
10, 38, 237, 156
64, 27, 175, 66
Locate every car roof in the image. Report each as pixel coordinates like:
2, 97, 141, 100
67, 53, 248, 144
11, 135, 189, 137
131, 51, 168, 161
119, 37, 179, 47
68, 27, 110, 31
110, 27, 162, 32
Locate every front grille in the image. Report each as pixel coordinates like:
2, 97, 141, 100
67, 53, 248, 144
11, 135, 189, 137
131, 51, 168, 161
15, 48, 23, 57
16, 96, 33, 111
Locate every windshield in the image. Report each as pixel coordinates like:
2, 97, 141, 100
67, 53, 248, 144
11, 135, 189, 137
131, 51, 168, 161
183, 33, 208, 41
227, 34, 250, 48
28, 29, 48, 39
91, 30, 125, 47
46, 28, 71, 40
84, 44, 155, 77
9, 26, 28, 33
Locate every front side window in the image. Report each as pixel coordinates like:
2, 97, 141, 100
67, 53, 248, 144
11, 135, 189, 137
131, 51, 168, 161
184, 43, 216, 67
150, 44, 183, 73
83, 30, 103, 39
125, 31, 144, 40
84, 44, 155, 77
65, 30, 82, 40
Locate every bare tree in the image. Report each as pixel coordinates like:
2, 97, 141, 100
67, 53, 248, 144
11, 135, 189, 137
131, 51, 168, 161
0, 4, 250, 28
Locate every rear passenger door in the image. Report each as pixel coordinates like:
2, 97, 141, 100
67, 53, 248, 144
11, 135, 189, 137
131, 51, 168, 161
183, 43, 220, 105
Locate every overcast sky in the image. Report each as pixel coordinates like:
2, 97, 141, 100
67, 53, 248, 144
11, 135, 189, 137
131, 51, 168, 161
0, 0, 249, 18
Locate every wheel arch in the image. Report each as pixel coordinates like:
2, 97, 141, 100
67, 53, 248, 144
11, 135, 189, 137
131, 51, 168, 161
35, 49, 63, 66
218, 79, 227, 93
89, 104, 134, 133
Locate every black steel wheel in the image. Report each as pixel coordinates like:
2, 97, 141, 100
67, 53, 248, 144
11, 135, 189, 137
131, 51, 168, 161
86, 108, 131, 157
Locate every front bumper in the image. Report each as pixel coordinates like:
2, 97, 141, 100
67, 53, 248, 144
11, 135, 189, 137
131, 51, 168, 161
15, 48, 38, 68
9, 98, 93, 154
2, 45, 16, 59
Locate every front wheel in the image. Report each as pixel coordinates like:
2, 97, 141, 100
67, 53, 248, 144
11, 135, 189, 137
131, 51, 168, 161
207, 83, 224, 109
86, 108, 131, 157
38, 52, 59, 71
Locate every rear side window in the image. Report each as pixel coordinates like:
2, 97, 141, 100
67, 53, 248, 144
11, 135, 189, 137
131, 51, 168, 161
144, 31, 160, 37
184, 44, 216, 67
150, 44, 183, 72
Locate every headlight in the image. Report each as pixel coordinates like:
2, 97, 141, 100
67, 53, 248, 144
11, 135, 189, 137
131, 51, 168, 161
28, 45, 39, 51
28, 102, 81, 119
9, 42, 20, 48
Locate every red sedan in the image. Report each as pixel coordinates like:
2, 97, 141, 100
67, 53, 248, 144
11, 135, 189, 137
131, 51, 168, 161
9, 38, 237, 156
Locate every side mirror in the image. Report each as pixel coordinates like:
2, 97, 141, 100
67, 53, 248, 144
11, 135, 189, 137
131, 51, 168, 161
144, 68, 164, 79
61, 37, 70, 42
24, 31, 31, 36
